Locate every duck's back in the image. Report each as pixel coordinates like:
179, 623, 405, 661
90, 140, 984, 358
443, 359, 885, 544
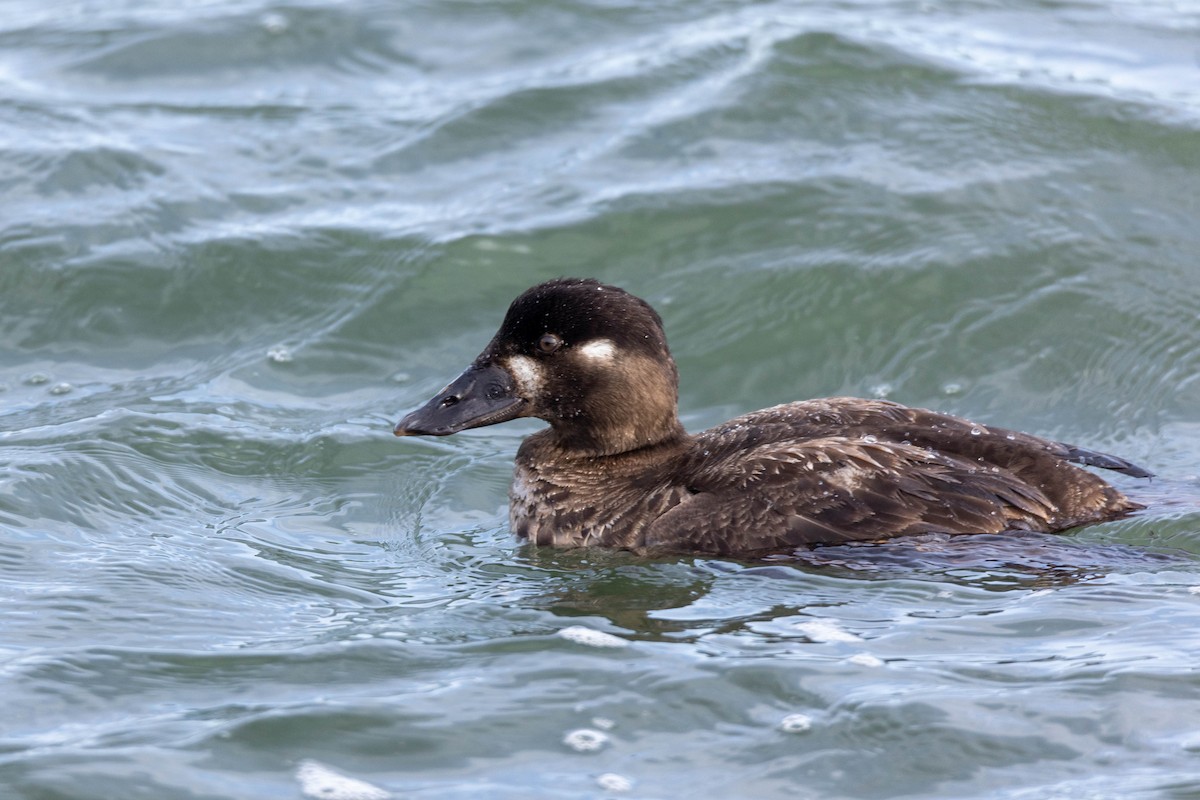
641, 398, 1145, 555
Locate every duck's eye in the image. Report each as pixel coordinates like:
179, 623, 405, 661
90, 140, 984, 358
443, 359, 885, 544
537, 333, 562, 354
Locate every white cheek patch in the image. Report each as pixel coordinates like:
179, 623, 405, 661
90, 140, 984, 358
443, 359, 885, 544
506, 355, 543, 395
579, 338, 617, 362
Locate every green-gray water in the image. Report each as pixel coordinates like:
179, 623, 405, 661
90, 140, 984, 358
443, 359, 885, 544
3, 2, 1200, 798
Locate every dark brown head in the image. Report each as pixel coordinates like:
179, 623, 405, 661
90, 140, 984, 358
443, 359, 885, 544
394, 279, 685, 455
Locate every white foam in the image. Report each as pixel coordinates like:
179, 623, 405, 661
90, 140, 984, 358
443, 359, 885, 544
563, 728, 610, 752
596, 773, 633, 792
794, 619, 862, 643
267, 345, 293, 363
295, 760, 390, 800
779, 713, 814, 733
558, 626, 628, 648
847, 653, 885, 668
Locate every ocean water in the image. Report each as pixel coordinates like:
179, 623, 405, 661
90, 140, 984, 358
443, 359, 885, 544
3, 1, 1200, 798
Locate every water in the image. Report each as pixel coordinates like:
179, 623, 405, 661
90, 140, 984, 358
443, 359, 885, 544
3, 1, 1200, 797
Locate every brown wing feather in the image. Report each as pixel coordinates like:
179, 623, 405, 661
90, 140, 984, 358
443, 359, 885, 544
642, 439, 1066, 555
719, 397, 1149, 475
640, 398, 1143, 556
697, 398, 1140, 519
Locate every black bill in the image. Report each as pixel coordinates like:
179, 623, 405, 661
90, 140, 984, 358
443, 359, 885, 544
394, 362, 524, 436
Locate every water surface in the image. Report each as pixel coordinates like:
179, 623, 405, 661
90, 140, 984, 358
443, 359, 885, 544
3, 1, 1200, 798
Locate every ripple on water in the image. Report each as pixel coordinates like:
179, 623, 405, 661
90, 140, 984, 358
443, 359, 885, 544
2, 0, 1200, 798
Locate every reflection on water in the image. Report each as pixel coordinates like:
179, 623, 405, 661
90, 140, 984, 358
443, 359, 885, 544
2, 0, 1200, 797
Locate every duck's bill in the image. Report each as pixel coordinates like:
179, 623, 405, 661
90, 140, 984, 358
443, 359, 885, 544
394, 362, 525, 436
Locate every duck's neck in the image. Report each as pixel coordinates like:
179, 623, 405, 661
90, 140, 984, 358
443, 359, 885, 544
549, 352, 686, 458
551, 414, 687, 459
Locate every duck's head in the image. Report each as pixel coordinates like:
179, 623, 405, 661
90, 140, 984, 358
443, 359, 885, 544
394, 278, 684, 456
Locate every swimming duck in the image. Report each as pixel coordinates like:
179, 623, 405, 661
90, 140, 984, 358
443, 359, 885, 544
394, 278, 1150, 556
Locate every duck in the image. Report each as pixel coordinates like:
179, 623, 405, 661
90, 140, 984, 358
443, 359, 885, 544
393, 278, 1151, 556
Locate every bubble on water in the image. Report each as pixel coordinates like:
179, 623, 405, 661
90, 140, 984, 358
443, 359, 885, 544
591, 716, 615, 730
848, 653, 884, 667
23, 372, 50, 386
49, 382, 73, 395
268, 345, 293, 363
596, 773, 633, 792
870, 383, 892, 399
794, 619, 862, 643
558, 626, 627, 649
779, 713, 813, 733
390, 372, 410, 383
563, 728, 609, 752
942, 382, 963, 395
295, 760, 390, 800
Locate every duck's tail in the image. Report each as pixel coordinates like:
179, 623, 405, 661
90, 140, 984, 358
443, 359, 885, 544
1064, 445, 1154, 479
